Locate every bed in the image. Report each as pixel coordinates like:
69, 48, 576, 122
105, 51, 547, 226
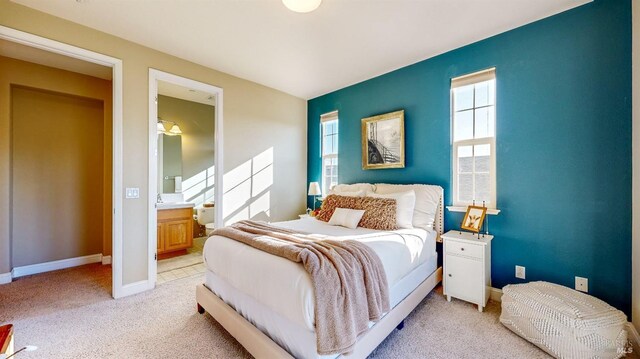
196, 184, 444, 359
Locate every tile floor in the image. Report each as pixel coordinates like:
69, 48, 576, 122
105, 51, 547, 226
157, 236, 207, 285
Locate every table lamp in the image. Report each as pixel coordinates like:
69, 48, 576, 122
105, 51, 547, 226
308, 182, 322, 210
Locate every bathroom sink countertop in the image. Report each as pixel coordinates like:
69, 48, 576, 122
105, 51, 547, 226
156, 202, 195, 210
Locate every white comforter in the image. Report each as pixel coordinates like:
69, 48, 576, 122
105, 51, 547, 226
203, 218, 436, 331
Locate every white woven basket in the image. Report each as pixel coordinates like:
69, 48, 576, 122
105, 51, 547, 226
500, 281, 627, 359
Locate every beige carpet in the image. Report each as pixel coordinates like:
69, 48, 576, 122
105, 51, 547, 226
0, 264, 628, 359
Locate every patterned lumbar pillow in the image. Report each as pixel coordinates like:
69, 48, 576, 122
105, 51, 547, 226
316, 195, 358, 222
316, 194, 398, 230
357, 196, 398, 230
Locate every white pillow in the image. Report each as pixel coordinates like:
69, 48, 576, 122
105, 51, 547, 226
328, 208, 365, 229
329, 183, 376, 195
368, 190, 416, 229
328, 190, 364, 197
374, 184, 442, 230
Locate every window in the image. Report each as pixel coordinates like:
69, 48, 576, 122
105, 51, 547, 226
321, 111, 339, 195
451, 68, 496, 208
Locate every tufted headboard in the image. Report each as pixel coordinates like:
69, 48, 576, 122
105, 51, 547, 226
434, 190, 444, 242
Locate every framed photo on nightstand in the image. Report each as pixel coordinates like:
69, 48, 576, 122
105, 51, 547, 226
461, 205, 487, 233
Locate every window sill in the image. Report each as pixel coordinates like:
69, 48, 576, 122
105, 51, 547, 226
446, 206, 501, 215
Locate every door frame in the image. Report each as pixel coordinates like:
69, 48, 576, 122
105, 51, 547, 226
0, 25, 125, 298
148, 69, 224, 286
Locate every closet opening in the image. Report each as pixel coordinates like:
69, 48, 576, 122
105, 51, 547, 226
0, 31, 122, 298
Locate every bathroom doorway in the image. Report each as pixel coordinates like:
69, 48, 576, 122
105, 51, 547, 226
148, 70, 223, 286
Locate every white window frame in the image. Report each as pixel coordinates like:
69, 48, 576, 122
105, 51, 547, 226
320, 111, 339, 196
451, 68, 497, 209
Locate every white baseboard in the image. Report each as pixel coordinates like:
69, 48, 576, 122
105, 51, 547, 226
101, 255, 112, 265
489, 287, 503, 302
626, 322, 640, 353
12, 253, 103, 278
0, 272, 12, 284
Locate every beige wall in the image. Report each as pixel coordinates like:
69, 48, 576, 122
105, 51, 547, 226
633, 0, 639, 332
0, 55, 112, 270
158, 94, 215, 201
0, 0, 307, 284
11, 86, 104, 266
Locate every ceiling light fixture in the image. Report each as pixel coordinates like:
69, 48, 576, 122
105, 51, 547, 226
282, 0, 321, 13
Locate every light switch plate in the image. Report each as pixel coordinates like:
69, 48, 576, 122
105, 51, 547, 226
515, 265, 526, 279
125, 187, 140, 199
575, 276, 588, 292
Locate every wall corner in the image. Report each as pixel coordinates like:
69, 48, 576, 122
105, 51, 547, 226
632, 0, 640, 331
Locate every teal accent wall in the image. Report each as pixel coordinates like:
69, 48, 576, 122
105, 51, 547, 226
307, 0, 632, 315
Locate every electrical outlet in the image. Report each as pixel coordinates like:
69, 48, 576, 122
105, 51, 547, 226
575, 276, 588, 292
515, 265, 526, 279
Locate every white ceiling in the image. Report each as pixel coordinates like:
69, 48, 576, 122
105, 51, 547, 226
0, 38, 112, 80
13, 0, 590, 99
158, 80, 216, 107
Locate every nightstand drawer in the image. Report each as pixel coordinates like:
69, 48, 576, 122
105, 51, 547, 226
445, 240, 483, 259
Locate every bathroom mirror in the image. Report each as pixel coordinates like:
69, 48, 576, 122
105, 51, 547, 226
156, 90, 216, 206
158, 133, 183, 194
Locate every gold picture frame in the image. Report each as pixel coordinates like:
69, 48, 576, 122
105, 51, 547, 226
361, 110, 405, 170
461, 205, 487, 233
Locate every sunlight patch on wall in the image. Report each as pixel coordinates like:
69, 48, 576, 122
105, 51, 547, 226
249, 191, 271, 219
223, 147, 273, 226
182, 165, 215, 207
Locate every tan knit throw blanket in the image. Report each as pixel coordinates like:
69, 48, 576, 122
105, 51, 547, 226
212, 220, 390, 355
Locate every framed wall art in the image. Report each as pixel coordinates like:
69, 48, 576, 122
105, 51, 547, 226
361, 110, 405, 170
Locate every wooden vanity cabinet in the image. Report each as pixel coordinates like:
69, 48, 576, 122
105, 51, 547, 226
157, 207, 193, 255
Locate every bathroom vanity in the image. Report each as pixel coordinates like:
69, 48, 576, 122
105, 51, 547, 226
157, 206, 194, 257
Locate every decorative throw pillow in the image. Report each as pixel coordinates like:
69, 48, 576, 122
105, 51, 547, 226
316, 195, 359, 222
374, 184, 443, 230
316, 194, 398, 230
357, 197, 398, 230
328, 208, 366, 229
368, 190, 416, 229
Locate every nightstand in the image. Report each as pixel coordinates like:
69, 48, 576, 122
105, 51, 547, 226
442, 230, 493, 312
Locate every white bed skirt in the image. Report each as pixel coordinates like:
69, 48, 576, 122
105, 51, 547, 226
205, 254, 438, 359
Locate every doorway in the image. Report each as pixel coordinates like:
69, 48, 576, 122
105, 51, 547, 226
0, 25, 125, 298
148, 69, 223, 286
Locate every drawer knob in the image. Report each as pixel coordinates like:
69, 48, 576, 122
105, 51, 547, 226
448, 274, 452, 277
460, 247, 465, 251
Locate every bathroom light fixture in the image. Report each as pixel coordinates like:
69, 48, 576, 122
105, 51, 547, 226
282, 0, 321, 13
157, 119, 182, 136
169, 124, 182, 135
